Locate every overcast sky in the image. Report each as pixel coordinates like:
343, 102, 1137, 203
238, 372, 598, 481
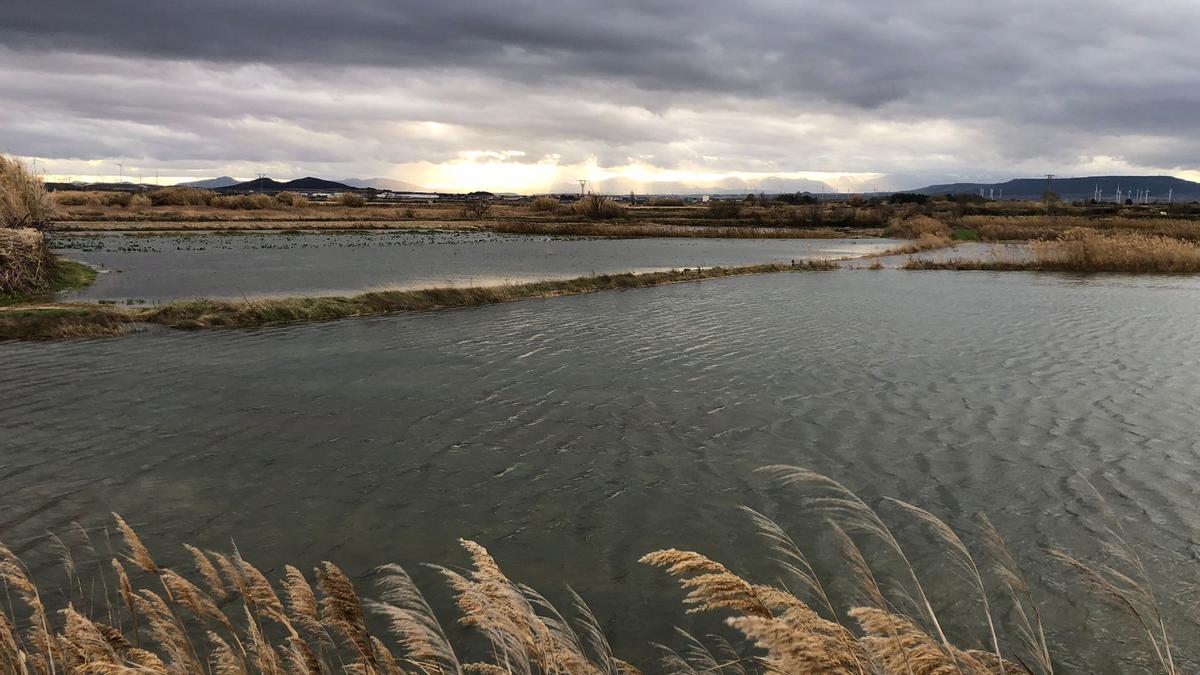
2, 0, 1198, 191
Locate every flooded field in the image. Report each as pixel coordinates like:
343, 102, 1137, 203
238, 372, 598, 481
3, 270, 1199, 671
50, 230, 896, 302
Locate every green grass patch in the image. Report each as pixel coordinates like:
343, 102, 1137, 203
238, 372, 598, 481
0, 256, 97, 306
951, 227, 980, 241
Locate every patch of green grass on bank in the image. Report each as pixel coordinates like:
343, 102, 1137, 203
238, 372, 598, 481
0, 305, 130, 340
951, 227, 980, 241
0, 257, 97, 307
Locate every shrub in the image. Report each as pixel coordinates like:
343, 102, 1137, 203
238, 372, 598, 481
273, 191, 309, 207
0, 155, 57, 229
129, 193, 152, 208
337, 192, 366, 208
570, 194, 625, 220
888, 192, 931, 205
212, 194, 274, 210
54, 191, 103, 207
529, 196, 561, 214
148, 187, 214, 206
707, 199, 742, 219
101, 192, 133, 207
464, 198, 492, 219
884, 214, 951, 239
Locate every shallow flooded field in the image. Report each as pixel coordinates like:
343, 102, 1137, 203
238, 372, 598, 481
4, 270, 1200, 671
50, 230, 896, 302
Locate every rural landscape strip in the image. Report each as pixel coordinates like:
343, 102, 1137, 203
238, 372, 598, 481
0, 261, 838, 340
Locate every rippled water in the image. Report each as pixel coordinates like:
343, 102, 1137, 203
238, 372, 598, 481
4, 270, 1200, 671
51, 230, 895, 302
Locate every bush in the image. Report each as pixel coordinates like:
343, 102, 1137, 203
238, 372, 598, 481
101, 192, 133, 207
0, 155, 57, 229
529, 197, 561, 214
148, 187, 214, 206
884, 214, 951, 239
464, 199, 492, 219
337, 192, 366, 208
54, 191, 104, 207
129, 194, 151, 208
707, 199, 742, 219
888, 192, 931, 205
570, 194, 625, 220
273, 191, 309, 208
212, 194, 274, 210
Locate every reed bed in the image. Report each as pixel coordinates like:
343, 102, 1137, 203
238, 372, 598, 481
1, 156, 58, 229
905, 229, 1200, 273
962, 216, 1200, 242
0, 465, 1186, 673
883, 215, 950, 240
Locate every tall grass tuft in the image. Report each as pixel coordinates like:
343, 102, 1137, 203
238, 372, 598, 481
884, 215, 950, 240
530, 196, 562, 214
0, 228, 55, 294
571, 195, 626, 220
147, 187, 215, 206
0, 155, 58, 229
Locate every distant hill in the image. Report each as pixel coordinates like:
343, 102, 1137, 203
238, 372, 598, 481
912, 175, 1200, 202
176, 176, 239, 189
340, 177, 429, 192
552, 175, 834, 196
220, 176, 355, 192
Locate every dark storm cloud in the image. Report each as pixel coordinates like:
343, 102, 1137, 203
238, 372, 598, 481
3, 0, 1199, 181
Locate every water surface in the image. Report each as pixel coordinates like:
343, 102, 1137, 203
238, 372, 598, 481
51, 230, 895, 302
3, 270, 1199, 671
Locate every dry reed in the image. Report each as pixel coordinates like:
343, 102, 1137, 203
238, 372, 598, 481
0, 465, 1190, 673
0, 155, 58, 229
883, 215, 949, 240
0, 228, 55, 295
906, 229, 1200, 273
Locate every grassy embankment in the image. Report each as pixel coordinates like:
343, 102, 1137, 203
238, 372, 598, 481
0, 261, 838, 340
0, 466, 1180, 673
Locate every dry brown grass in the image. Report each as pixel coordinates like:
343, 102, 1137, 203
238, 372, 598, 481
884, 215, 950, 240
906, 229, 1200, 274
873, 233, 953, 256
570, 195, 626, 220
1, 466, 1182, 673
0, 228, 54, 295
963, 215, 1200, 242
1, 155, 58, 229
0, 516, 634, 675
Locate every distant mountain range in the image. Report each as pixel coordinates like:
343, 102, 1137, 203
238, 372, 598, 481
173, 176, 431, 192
175, 176, 240, 189
339, 177, 429, 192
912, 175, 1200, 202
552, 175, 834, 196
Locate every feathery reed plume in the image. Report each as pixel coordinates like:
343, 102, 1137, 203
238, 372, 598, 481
208, 630, 247, 675
641, 548, 869, 673
234, 553, 290, 629
368, 563, 461, 675
111, 559, 139, 646
113, 514, 159, 575
976, 515, 1052, 675
317, 561, 376, 667
1049, 473, 1177, 674
184, 544, 227, 601
135, 589, 202, 672
757, 466, 955, 659
283, 565, 334, 649
883, 498, 1004, 671
850, 608, 1010, 674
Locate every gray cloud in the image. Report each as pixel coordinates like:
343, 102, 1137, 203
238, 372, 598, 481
2, 0, 1199, 187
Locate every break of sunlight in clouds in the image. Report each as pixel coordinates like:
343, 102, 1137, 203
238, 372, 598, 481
3, 0, 1200, 191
